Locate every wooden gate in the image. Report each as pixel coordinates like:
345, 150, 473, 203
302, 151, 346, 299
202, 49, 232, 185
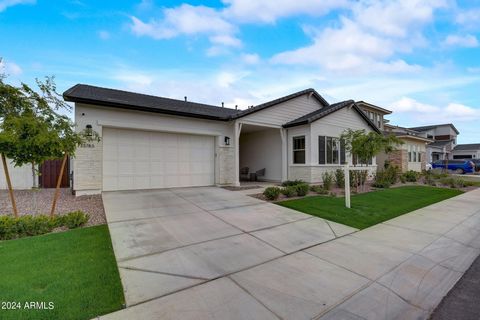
39, 157, 70, 188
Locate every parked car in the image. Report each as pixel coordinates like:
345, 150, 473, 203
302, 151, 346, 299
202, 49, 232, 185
469, 159, 480, 172
431, 160, 475, 174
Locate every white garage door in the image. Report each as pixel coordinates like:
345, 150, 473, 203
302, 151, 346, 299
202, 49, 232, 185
102, 127, 215, 191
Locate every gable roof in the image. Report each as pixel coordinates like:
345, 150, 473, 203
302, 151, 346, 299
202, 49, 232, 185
233, 88, 329, 119
355, 101, 392, 115
409, 123, 460, 135
283, 100, 381, 133
454, 143, 480, 151
429, 140, 454, 148
64, 84, 239, 121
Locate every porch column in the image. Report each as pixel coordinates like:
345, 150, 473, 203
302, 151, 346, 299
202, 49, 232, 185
234, 121, 242, 186
280, 128, 288, 181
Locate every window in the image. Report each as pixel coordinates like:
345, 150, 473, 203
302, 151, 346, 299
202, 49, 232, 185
293, 136, 305, 164
319, 136, 346, 165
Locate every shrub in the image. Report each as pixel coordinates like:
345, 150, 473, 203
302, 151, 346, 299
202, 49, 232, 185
281, 180, 305, 187
61, 211, 90, 229
310, 185, 329, 194
334, 169, 345, 188
0, 211, 90, 240
15, 214, 57, 237
404, 170, 418, 182
399, 174, 407, 183
263, 187, 281, 200
0, 215, 17, 240
295, 183, 310, 196
439, 177, 467, 189
321, 171, 334, 190
350, 170, 368, 188
281, 186, 297, 198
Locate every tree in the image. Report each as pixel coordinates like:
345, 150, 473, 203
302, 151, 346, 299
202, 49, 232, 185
341, 129, 403, 192
0, 75, 94, 216
341, 129, 402, 165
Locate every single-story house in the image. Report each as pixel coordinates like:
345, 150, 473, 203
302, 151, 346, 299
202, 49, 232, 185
63, 85, 380, 195
451, 143, 480, 160
378, 124, 432, 172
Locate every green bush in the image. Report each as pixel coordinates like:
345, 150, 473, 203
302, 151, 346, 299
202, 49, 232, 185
281, 180, 305, 187
263, 187, 281, 200
404, 170, 418, 182
439, 177, 467, 189
334, 169, 345, 188
295, 183, 310, 196
321, 171, 334, 190
0, 215, 18, 240
0, 211, 90, 240
310, 185, 329, 194
350, 170, 368, 187
15, 215, 57, 237
61, 211, 90, 229
399, 174, 407, 183
281, 186, 297, 198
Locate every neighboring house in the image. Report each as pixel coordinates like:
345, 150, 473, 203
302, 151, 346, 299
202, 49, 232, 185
63, 84, 380, 195
452, 143, 480, 159
378, 124, 432, 172
356, 101, 392, 131
408, 124, 459, 162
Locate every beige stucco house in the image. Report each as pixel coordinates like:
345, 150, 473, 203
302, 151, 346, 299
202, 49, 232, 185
379, 125, 432, 172
64, 85, 380, 195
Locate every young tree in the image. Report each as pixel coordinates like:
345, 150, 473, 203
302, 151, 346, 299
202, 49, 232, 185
341, 129, 403, 191
0, 75, 94, 216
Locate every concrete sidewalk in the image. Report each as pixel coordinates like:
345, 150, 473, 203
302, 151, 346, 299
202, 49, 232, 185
99, 188, 480, 320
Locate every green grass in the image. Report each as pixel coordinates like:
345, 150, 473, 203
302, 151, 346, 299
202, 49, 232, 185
0, 225, 124, 320
278, 186, 463, 229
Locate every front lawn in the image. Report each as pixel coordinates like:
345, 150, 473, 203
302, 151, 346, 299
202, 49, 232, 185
0, 225, 124, 320
278, 186, 463, 229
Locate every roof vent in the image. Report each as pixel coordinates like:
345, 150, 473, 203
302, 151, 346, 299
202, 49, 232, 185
221, 102, 224, 108
184, 96, 187, 102
235, 105, 238, 110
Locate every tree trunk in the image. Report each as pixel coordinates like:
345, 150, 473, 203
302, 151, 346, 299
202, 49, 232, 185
1, 154, 18, 217
50, 153, 68, 217
32, 161, 38, 214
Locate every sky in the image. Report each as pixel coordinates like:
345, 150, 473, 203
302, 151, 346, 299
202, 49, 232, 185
1, 0, 479, 143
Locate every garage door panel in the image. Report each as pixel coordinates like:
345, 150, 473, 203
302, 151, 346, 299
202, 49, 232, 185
103, 128, 215, 191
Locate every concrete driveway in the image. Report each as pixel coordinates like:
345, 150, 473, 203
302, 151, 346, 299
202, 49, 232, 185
100, 187, 480, 320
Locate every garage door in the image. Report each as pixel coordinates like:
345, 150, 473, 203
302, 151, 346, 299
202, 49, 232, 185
102, 127, 215, 191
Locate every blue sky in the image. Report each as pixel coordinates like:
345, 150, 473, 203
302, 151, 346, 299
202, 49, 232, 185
1, 0, 480, 143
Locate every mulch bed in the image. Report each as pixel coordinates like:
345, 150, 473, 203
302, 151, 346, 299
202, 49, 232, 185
0, 188, 106, 226
222, 185, 263, 191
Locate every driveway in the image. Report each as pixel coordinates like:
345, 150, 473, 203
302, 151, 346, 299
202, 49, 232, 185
100, 187, 480, 320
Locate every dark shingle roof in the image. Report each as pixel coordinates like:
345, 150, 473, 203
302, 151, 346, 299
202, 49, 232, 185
64, 84, 239, 121
233, 88, 329, 119
409, 123, 460, 135
454, 143, 480, 151
283, 100, 381, 133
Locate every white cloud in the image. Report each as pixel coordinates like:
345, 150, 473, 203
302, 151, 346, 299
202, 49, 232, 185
443, 34, 479, 48
222, 0, 349, 23
389, 97, 479, 124
0, 0, 34, 12
130, 4, 235, 39
390, 97, 439, 113
98, 30, 110, 40
0, 59, 22, 76
130, 4, 240, 55
353, 0, 447, 38
456, 8, 480, 29
241, 53, 260, 64
271, 17, 420, 73
270, 0, 448, 74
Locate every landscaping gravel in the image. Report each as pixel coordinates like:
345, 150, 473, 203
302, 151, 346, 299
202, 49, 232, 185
0, 188, 106, 226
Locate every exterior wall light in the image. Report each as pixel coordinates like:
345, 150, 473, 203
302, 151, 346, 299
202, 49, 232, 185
224, 136, 230, 146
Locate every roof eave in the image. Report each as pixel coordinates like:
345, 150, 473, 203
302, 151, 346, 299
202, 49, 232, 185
64, 95, 230, 121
